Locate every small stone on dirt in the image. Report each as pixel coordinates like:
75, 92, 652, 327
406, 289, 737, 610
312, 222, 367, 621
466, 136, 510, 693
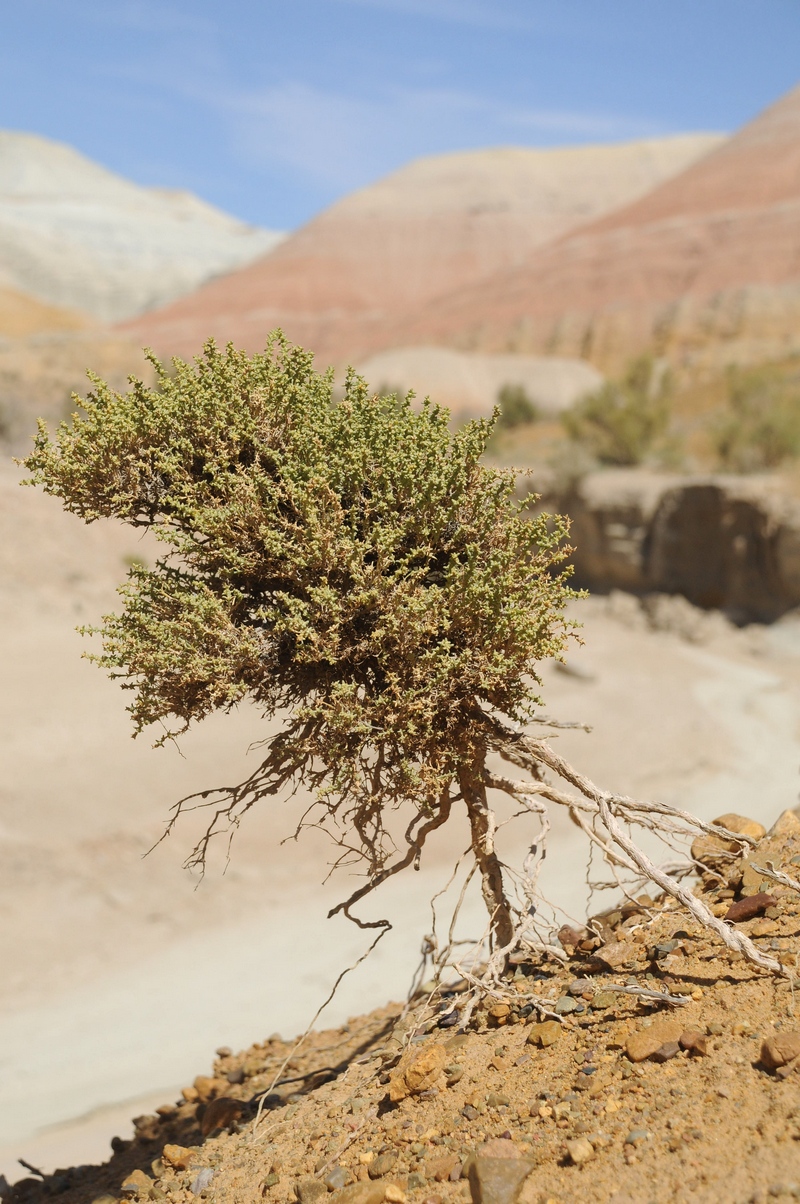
651, 1041, 681, 1063
565, 1137, 594, 1165
769, 810, 800, 837
296, 1178, 328, 1204
192, 1074, 222, 1103
679, 1030, 708, 1056
761, 1032, 800, 1070
162, 1144, 200, 1171
388, 1043, 448, 1101
527, 1020, 561, 1047
467, 1155, 535, 1204
425, 1154, 460, 1182
596, 942, 637, 970
325, 1166, 353, 1191
121, 1169, 153, 1195
190, 1168, 215, 1195
489, 1003, 512, 1024
712, 813, 766, 842
725, 894, 776, 922
626, 1018, 685, 1063
329, 1182, 387, 1204
385, 1187, 406, 1204
368, 1153, 398, 1179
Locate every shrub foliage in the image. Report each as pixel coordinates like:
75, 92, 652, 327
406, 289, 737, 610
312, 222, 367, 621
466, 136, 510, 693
24, 334, 576, 936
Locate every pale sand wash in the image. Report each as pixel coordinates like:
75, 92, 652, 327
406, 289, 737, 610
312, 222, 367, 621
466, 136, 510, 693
3, 463, 800, 1181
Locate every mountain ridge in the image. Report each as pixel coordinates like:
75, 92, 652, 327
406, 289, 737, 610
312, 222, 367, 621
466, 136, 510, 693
122, 133, 725, 366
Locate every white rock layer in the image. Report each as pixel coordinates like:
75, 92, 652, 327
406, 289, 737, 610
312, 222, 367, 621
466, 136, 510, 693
0, 131, 283, 321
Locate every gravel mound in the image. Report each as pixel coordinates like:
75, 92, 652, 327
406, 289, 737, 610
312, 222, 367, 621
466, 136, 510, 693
8, 807, 800, 1204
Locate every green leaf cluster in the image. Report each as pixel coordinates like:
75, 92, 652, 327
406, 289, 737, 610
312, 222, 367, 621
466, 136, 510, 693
23, 334, 576, 861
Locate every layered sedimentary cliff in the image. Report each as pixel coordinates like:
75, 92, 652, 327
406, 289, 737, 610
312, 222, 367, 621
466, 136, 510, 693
539, 470, 800, 623
398, 86, 800, 373
123, 136, 723, 365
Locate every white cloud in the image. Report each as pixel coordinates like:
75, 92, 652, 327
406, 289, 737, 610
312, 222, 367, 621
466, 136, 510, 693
223, 80, 664, 192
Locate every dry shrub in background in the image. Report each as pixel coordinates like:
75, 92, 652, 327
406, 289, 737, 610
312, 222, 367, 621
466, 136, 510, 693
22, 332, 785, 1018
561, 355, 673, 468
713, 359, 800, 472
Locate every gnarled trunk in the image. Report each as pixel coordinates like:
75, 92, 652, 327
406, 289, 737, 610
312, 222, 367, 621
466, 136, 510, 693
459, 753, 514, 951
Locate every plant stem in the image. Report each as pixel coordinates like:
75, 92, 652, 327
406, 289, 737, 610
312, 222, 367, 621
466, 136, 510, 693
459, 755, 514, 951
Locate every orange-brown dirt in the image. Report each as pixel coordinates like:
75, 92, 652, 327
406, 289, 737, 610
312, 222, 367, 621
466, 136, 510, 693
120, 137, 721, 368
10, 808, 800, 1204
391, 86, 800, 373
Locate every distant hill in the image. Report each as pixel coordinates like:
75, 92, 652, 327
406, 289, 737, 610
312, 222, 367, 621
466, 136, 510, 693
391, 84, 800, 372
0, 132, 284, 322
123, 134, 724, 366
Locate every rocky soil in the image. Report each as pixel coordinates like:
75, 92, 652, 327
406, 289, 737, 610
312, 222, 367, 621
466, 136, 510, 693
9, 807, 800, 1204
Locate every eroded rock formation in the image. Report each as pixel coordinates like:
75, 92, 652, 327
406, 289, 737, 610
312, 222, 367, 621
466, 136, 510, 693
539, 470, 800, 623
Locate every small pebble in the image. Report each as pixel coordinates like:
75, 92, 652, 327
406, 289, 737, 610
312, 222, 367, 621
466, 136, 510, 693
527, 1021, 562, 1047
325, 1167, 353, 1191
565, 1137, 594, 1165
725, 894, 777, 923
190, 1168, 215, 1196
680, 1030, 708, 1057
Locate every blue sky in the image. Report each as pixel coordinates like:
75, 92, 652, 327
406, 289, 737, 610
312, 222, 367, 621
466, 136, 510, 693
1, 0, 798, 231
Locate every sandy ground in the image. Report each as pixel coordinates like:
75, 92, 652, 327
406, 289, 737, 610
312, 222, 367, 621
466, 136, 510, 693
3, 462, 800, 1184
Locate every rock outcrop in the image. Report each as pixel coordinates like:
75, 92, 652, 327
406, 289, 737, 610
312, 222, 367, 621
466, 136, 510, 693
539, 469, 800, 623
395, 85, 800, 373
0, 132, 283, 321
123, 136, 723, 365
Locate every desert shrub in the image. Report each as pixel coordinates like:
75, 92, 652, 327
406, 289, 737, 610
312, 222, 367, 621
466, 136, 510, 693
713, 362, 800, 472
23, 333, 782, 993
495, 383, 539, 430
561, 356, 671, 467
23, 333, 576, 948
